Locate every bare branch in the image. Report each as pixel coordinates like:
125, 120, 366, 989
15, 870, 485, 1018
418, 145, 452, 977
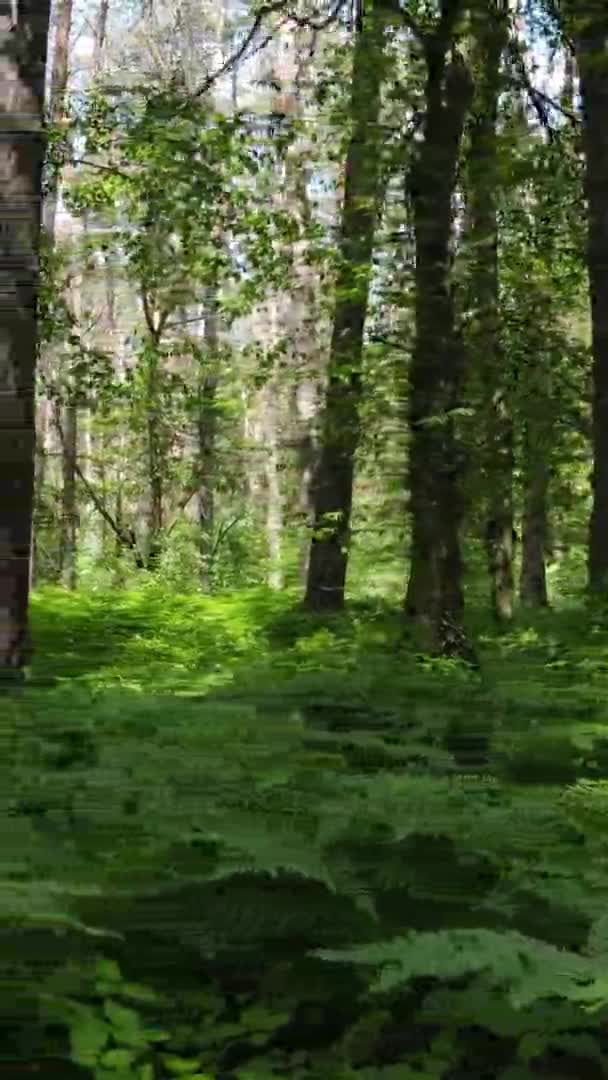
192, 0, 350, 99
193, 0, 291, 99
506, 37, 580, 133
72, 157, 134, 181
53, 406, 145, 566
287, 0, 349, 32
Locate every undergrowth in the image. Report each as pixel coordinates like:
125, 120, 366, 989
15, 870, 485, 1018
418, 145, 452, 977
4, 584, 608, 1078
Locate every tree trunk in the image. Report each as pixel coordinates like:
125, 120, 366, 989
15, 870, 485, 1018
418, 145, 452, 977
145, 345, 163, 569
44, 0, 72, 238
519, 424, 549, 608
92, 0, 109, 75
0, 0, 51, 676
45, 0, 76, 587
265, 390, 283, 590
304, 2, 390, 611
570, 12, 608, 594
31, 396, 49, 586
56, 268, 82, 589
59, 401, 77, 588
467, 0, 513, 623
404, 4, 475, 661
197, 292, 218, 590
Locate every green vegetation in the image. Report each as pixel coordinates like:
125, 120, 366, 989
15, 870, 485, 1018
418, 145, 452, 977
5, 576, 608, 1078
3, 0, 608, 1076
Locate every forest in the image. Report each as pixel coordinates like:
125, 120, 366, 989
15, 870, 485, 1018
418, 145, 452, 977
3, 0, 608, 1077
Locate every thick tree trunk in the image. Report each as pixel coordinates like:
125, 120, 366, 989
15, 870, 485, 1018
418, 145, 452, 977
520, 429, 549, 608
467, 0, 513, 623
304, 2, 390, 611
571, 14, 608, 594
0, 0, 51, 676
405, 5, 475, 661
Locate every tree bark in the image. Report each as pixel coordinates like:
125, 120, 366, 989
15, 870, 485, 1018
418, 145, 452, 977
520, 423, 549, 608
59, 399, 77, 588
197, 291, 218, 590
569, 10, 608, 594
92, 0, 109, 75
467, 0, 513, 623
304, 1, 390, 611
145, 344, 163, 569
44, 0, 72, 238
45, 0, 76, 587
0, 0, 51, 676
404, 4, 476, 660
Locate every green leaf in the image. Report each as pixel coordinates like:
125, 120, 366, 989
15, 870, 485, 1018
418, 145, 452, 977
102, 999, 145, 1048
100, 1047, 137, 1068
70, 1012, 110, 1066
95, 958, 122, 985
162, 1054, 204, 1075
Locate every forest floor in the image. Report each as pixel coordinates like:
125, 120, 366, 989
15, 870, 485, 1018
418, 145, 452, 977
5, 583, 608, 1079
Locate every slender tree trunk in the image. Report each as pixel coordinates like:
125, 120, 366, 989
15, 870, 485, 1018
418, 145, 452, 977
265, 386, 283, 590
520, 423, 549, 607
32, 396, 49, 585
96, 257, 116, 558
304, 2, 390, 611
197, 292, 218, 590
467, 0, 513, 623
405, 5, 476, 661
570, 12, 608, 594
92, 0, 109, 74
34, 0, 72, 585
44, 0, 72, 238
59, 401, 77, 588
145, 345, 163, 569
45, 0, 76, 587
0, 0, 51, 676
56, 268, 81, 589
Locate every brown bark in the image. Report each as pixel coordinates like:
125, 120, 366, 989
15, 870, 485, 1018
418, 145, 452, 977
0, 0, 51, 676
570, 9, 608, 594
467, 0, 513, 622
404, 3, 476, 661
304, 2, 390, 611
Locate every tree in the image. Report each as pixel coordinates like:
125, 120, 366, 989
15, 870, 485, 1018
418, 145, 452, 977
46, 0, 77, 590
304, 0, 392, 611
404, 2, 475, 659
561, 3, 608, 595
0, 0, 51, 675
465, 0, 513, 622
65, 85, 300, 570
